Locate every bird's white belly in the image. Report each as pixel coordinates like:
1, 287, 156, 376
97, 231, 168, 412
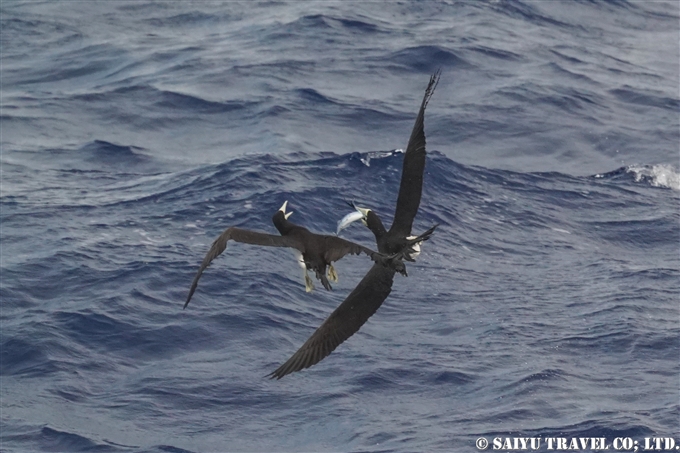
293, 250, 307, 269
406, 235, 422, 259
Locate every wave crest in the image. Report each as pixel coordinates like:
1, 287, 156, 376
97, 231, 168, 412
627, 164, 680, 190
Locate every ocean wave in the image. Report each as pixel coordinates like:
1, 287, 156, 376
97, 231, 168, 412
2, 1, 678, 451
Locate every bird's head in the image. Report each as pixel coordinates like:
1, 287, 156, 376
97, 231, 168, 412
272, 200, 294, 233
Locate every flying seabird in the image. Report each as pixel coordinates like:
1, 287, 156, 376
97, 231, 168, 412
184, 201, 404, 309
268, 71, 440, 379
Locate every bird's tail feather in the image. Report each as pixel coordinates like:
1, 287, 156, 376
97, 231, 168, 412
316, 270, 333, 291
409, 224, 438, 246
400, 223, 439, 263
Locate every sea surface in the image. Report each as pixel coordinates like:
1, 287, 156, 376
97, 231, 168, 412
2, 2, 679, 452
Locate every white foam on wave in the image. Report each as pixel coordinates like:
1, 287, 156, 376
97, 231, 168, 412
359, 149, 404, 167
627, 164, 680, 191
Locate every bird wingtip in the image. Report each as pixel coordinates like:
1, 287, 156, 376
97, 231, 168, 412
266, 370, 284, 380
183, 295, 192, 310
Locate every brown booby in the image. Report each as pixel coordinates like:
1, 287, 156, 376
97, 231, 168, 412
184, 201, 405, 309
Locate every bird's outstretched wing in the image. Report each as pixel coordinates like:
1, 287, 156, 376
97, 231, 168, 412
268, 263, 396, 379
390, 70, 440, 238
321, 235, 405, 275
321, 235, 379, 263
184, 227, 301, 309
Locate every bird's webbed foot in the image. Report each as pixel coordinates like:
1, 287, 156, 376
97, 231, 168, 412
327, 264, 339, 283
304, 272, 315, 292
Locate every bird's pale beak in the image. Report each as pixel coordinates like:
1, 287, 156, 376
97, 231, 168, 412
356, 206, 370, 227
279, 200, 293, 219
349, 200, 370, 219
356, 206, 370, 218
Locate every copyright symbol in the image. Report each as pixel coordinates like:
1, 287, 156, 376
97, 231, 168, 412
476, 437, 489, 450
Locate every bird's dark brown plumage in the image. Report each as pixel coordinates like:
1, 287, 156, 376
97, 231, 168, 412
184, 227, 300, 309
268, 226, 435, 379
269, 71, 440, 379
269, 263, 395, 379
391, 70, 439, 239
184, 203, 398, 309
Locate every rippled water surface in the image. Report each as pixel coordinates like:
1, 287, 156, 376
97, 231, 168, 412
2, 2, 678, 452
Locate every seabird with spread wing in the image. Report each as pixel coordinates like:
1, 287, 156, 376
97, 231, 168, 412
185, 201, 404, 309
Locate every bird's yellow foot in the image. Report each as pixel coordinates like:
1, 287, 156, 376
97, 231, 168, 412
304, 273, 315, 292
327, 264, 338, 283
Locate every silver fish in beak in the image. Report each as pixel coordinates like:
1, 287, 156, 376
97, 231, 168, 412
336, 201, 370, 235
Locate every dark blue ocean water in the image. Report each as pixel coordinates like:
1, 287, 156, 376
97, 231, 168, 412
2, 2, 679, 452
